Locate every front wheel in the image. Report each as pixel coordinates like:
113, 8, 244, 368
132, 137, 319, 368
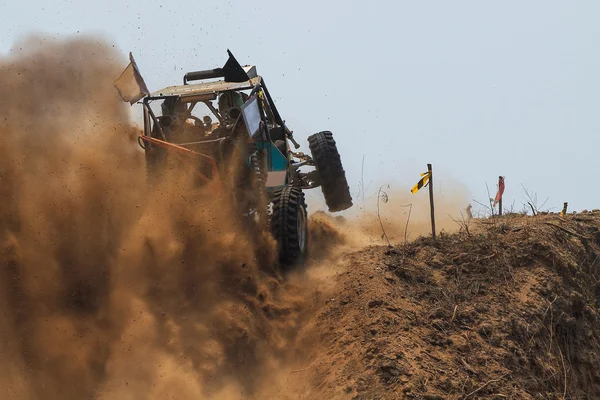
271, 186, 308, 269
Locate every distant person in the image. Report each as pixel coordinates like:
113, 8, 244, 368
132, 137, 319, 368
466, 204, 473, 220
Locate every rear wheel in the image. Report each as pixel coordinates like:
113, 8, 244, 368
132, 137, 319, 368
271, 186, 308, 269
308, 131, 353, 212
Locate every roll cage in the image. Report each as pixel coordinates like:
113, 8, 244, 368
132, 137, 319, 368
137, 50, 317, 190
141, 77, 295, 145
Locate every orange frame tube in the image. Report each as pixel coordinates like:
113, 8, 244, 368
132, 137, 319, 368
140, 135, 220, 184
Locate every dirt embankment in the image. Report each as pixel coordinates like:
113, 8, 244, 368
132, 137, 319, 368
301, 213, 600, 399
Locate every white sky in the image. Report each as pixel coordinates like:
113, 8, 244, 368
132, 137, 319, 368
1, 0, 598, 213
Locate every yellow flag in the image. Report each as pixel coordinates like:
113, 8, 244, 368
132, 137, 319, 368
411, 172, 430, 194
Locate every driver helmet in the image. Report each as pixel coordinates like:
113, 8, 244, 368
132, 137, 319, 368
218, 91, 244, 114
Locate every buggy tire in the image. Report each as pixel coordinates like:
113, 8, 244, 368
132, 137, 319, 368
308, 131, 353, 212
271, 186, 308, 269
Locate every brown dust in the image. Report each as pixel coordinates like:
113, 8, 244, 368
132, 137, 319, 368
0, 36, 311, 400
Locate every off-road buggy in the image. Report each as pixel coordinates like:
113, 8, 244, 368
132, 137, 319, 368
137, 51, 352, 267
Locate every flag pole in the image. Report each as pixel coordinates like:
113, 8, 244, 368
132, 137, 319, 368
428, 163, 436, 243
561, 202, 568, 216
498, 176, 503, 216
493, 176, 505, 216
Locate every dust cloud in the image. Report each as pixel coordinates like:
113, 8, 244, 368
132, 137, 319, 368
306, 187, 470, 250
0, 36, 309, 400
353, 188, 470, 242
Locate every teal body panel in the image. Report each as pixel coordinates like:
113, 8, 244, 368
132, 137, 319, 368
255, 141, 288, 192
256, 141, 287, 171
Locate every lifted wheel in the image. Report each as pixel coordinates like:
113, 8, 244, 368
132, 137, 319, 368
271, 185, 308, 269
308, 131, 353, 212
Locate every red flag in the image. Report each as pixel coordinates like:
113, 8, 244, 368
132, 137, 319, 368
493, 176, 505, 207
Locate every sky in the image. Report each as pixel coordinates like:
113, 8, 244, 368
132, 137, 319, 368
1, 0, 598, 214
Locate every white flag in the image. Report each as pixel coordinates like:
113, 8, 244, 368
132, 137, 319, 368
114, 53, 149, 105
